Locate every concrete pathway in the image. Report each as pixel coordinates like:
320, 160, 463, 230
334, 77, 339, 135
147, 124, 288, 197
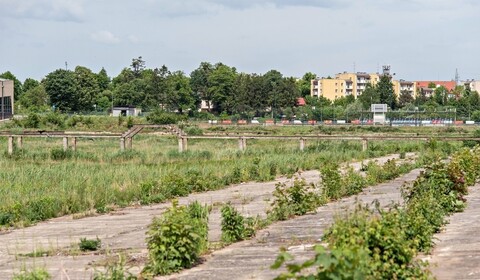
158, 169, 422, 280
0, 154, 411, 279
428, 183, 480, 280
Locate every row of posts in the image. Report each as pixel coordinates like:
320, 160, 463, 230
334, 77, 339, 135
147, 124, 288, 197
6, 136, 78, 155
5, 136, 370, 155
177, 137, 369, 153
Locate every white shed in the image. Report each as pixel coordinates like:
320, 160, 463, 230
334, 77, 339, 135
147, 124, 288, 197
112, 106, 141, 117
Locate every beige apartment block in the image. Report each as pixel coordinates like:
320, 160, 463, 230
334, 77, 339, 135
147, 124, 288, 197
0, 78, 14, 119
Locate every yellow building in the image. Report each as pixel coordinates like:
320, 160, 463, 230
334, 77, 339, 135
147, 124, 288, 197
311, 68, 415, 101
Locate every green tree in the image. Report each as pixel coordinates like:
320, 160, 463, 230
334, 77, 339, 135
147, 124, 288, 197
298, 72, 316, 97
398, 90, 414, 108
207, 63, 237, 113
18, 84, 49, 112
190, 62, 214, 111
22, 78, 40, 93
357, 84, 379, 110
43, 69, 79, 111
433, 86, 448, 106
96, 67, 111, 92
168, 71, 195, 114
377, 75, 397, 109
131, 56, 146, 78
0, 71, 22, 100
74, 66, 101, 111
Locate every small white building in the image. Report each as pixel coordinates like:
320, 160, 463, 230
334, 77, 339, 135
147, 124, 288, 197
112, 106, 141, 117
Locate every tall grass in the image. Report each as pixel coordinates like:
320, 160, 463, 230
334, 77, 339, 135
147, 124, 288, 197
0, 134, 458, 227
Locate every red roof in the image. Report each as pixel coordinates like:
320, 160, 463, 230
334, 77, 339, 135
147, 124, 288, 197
297, 98, 306, 106
416, 81, 456, 91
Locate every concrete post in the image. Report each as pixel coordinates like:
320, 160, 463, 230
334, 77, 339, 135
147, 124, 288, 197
8, 136, 13, 155
126, 137, 132, 149
299, 138, 305, 151
63, 137, 69, 152
238, 137, 247, 151
178, 137, 188, 152
71, 137, 77, 151
362, 139, 368, 152
16, 136, 23, 149
120, 137, 125, 151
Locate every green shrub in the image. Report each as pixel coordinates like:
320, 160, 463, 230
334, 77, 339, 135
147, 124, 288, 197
143, 200, 209, 276
146, 109, 186, 124
24, 113, 41, 128
79, 237, 101, 251
50, 148, 74, 160
221, 203, 246, 244
94, 255, 137, 280
13, 267, 51, 280
320, 163, 342, 200
269, 178, 322, 221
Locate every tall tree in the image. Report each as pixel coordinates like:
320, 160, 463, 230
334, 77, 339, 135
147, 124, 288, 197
22, 78, 40, 93
398, 90, 414, 108
167, 71, 195, 114
97, 68, 111, 92
298, 72, 316, 97
357, 84, 379, 110
43, 69, 79, 111
131, 56, 146, 78
190, 62, 214, 111
19, 84, 49, 111
74, 66, 100, 111
207, 63, 237, 113
377, 75, 397, 109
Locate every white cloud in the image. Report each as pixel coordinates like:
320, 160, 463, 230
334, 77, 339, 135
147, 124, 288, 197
91, 31, 121, 44
0, 0, 85, 22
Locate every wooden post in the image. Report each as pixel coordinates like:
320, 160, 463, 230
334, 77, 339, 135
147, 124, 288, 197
63, 137, 69, 152
299, 138, 305, 151
16, 136, 23, 149
362, 139, 368, 152
71, 137, 77, 151
8, 136, 13, 155
126, 137, 132, 149
178, 137, 188, 152
120, 137, 125, 151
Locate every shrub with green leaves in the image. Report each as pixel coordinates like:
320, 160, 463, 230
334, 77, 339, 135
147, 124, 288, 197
221, 203, 246, 243
320, 163, 342, 200
269, 178, 322, 221
143, 200, 209, 276
79, 237, 101, 251
94, 255, 137, 280
13, 267, 51, 280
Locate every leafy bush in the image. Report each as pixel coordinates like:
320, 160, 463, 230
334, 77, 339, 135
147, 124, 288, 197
13, 267, 51, 280
143, 200, 209, 276
24, 113, 41, 128
50, 148, 74, 160
269, 178, 322, 221
320, 163, 342, 200
221, 203, 246, 244
146, 109, 186, 124
79, 237, 101, 251
93, 255, 137, 280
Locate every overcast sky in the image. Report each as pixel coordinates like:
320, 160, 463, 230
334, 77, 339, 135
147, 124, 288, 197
1, 0, 479, 82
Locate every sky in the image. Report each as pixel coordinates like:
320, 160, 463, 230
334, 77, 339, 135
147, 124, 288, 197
0, 0, 479, 82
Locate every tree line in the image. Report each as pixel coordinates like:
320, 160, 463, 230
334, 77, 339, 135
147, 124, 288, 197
2, 57, 480, 121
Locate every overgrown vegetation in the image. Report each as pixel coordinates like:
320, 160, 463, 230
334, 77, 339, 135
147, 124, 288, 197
12, 267, 51, 280
220, 203, 259, 244
272, 146, 480, 279
93, 255, 137, 280
0, 134, 434, 228
143, 200, 209, 277
79, 237, 102, 251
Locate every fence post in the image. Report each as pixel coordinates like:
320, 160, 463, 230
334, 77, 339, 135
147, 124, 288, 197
299, 138, 305, 151
8, 136, 14, 155
126, 137, 132, 149
362, 139, 368, 152
120, 137, 125, 151
63, 137, 69, 152
16, 136, 23, 149
71, 137, 77, 151
179, 137, 188, 152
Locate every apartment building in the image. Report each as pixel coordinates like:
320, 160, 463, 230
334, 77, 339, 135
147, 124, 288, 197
394, 80, 417, 98
310, 78, 346, 100
0, 78, 14, 119
463, 80, 480, 92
